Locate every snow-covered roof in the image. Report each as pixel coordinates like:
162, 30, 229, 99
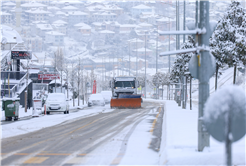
26, 8, 50, 14
1, 12, 12, 16
128, 38, 144, 43
47, 6, 60, 10
92, 22, 102, 26
120, 24, 136, 28
132, 4, 152, 9
62, 5, 78, 10
99, 30, 115, 34
156, 17, 175, 22
133, 47, 152, 52
3, 2, 16, 6
46, 31, 65, 36
56, 11, 66, 15
53, 20, 68, 25
68, 11, 88, 15
75, 23, 91, 29
36, 24, 53, 30
55, 0, 83, 5
139, 22, 153, 27
49, 79, 61, 85
0, 25, 23, 44
21, 1, 47, 8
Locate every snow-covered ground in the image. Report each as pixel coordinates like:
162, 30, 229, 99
1, 67, 244, 165
161, 99, 245, 165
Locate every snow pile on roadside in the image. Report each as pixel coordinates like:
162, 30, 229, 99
161, 100, 245, 165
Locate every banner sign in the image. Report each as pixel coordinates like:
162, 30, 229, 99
11, 51, 32, 59
92, 80, 97, 94
38, 74, 60, 80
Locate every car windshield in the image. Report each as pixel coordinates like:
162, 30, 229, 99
47, 93, 65, 101
115, 81, 135, 88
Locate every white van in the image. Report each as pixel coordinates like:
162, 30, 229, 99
45, 93, 69, 114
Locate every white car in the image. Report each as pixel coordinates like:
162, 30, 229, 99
101, 91, 112, 104
88, 94, 105, 107
45, 93, 69, 114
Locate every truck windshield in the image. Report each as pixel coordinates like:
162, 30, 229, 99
115, 81, 135, 88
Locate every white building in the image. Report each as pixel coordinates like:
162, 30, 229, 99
67, 11, 89, 25
36, 24, 53, 38
24, 8, 50, 24
45, 31, 65, 46
131, 4, 152, 17
52, 20, 68, 35
92, 11, 117, 22
1, 12, 12, 25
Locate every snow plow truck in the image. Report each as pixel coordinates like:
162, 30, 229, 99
110, 76, 142, 109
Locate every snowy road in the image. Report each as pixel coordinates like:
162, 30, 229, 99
1, 101, 164, 165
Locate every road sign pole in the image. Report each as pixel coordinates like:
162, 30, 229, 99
198, 0, 210, 151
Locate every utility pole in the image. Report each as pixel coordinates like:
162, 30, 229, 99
156, 27, 158, 74
197, 0, 211, 152
82, 60, 84, 105
136, 38, 138, 77
144, 31, 147, 99
55, 52, 57, 93
183, 1, 186, 43
169, 17, 171, 73
129, 42, 131, 76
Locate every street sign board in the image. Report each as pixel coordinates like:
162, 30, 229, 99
11, 51, 32, 59
204, 86, 246, 142
188, 53, 216, 80
38, 74, 60, 80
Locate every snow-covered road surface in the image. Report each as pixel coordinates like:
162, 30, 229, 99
1, 101, 163, 165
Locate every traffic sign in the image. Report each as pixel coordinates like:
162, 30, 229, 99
188, 52, 216, 80
204, 86, 246, 142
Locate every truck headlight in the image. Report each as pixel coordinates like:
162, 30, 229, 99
115, 87, 117, 89
132, 87, 134, 88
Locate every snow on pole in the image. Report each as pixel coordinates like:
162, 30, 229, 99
204, 85, 246, 166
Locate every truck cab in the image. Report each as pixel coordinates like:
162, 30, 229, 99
111, 77, 138, 98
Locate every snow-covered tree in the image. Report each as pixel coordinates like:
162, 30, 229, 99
210, 1, 246, 84
170, 35, 195, 82
137, 75, 145, 94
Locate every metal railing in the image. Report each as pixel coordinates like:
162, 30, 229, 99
1, 73, 28, 98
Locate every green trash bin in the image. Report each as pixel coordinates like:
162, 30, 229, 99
2, 98, 20, 121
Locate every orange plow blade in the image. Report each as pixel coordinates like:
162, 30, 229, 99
110, 98, 141, 109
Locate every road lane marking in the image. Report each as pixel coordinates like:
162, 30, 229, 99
68, 119, 98, 135
38, 153, 71, 156
65, 157, 84, 164
14, 153, 29, 155
78, 153, 87, 156
150, 107, 161, 133
23, 157, 49, 164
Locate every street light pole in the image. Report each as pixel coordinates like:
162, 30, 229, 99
156, 27, 158, 74
129, 42, 130, 76
145, 31, 147, 99
169, 17, 171, 73
183, 0, 186, 43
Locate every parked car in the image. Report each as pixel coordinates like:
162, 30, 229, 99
151, 93, 158, 99
88, 94, 105, 107
101, 91, 112, 104
45, 93, 69, 114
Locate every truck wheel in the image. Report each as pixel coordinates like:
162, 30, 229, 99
14, 117, 18, 121
47, 111, 50, 115
64, 111, 67, 114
